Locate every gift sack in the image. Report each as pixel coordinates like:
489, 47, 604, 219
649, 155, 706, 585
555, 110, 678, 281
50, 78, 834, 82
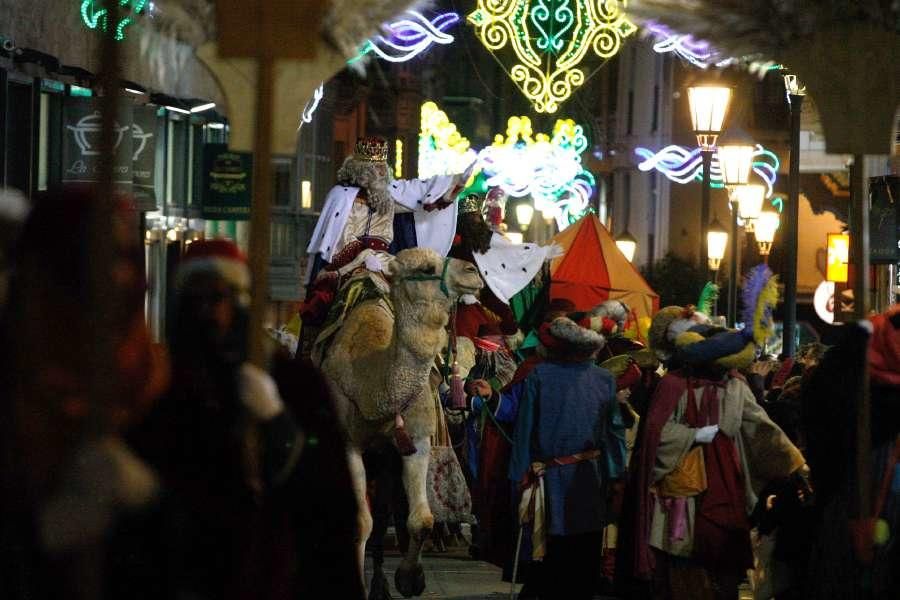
659, 446, 708, 497
427, 392, 472, 523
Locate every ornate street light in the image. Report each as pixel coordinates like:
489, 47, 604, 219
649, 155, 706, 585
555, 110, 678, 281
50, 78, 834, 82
754, 210, 780, 261
718, 126, 756, 326
516, 202, 534, 230
688, 84, 732, 273
733, 184, 766, 231
782, 70, 807, 358
707, 215, 728, 273
615, 230, 638, 262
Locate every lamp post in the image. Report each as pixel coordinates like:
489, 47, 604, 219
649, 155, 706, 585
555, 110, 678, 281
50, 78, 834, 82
754, 210, 780, 262
615, 230, 638, 262
516, 202, 534, 231
733, 184, 766, 232
718, 127, 756, 326
782, 72, 806, 357
707, 215, 728, 283
688, 85, 732, 273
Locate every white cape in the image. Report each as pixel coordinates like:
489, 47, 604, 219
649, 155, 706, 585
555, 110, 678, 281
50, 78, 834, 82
473, 233, 562, 304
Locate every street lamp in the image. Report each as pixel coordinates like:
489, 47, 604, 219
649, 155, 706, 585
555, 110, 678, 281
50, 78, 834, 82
782, 70, 806, 357
733, 184, 766, 232
615, 230, 638, 262
718, 126, 756, 326
754, 210, 780, 261
688, 84, 732, 273
707, 215, 728, 273
516, 202, 534, 231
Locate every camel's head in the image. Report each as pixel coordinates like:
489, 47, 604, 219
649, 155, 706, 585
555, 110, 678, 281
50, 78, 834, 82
388, 248, 483, 304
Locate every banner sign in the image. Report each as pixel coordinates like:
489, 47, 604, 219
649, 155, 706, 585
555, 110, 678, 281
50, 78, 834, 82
869, 175, 900, 264
202, 144, 253, 220
131, 105, 159, 211
62, 96, 132, 191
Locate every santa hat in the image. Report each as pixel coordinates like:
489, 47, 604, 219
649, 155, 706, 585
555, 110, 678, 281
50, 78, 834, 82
175, 239, 251, 298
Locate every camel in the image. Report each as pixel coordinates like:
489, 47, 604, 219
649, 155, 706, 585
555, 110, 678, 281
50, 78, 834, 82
319, 247, 483, 598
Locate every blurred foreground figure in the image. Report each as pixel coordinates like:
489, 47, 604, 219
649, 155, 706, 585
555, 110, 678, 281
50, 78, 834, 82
127, 240, 308, 600
0, 188, 168, 600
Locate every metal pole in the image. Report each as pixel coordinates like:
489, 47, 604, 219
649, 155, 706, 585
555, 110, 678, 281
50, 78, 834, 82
727, 201, 739, 326
849, 154, 871, 525
783, 94, 804, 357
700, 149, 712, 272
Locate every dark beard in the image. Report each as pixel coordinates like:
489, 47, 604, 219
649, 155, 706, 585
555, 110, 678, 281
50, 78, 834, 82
456, 213, 493, 256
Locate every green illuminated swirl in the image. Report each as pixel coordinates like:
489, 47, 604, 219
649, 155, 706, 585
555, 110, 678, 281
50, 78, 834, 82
80, 0, 147, 41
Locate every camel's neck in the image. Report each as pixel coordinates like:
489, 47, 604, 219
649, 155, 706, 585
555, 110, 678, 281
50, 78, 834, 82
385, 293, 451, 404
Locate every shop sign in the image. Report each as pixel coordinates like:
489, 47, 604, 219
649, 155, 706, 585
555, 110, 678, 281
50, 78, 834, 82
202, 144, 252, 220
813, 280, 835, 324
826, 233, 849, 283
132, 105, 158, 211
62, 96, 132, 191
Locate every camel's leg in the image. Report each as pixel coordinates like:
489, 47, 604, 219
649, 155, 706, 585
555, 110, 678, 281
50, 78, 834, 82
394, 437, 433, 598
367, 451, 393, 600
348, 449, 373, 589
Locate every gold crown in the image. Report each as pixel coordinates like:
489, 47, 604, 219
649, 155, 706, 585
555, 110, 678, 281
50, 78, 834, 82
459, 193, 483, 215
354, 136, 389, 162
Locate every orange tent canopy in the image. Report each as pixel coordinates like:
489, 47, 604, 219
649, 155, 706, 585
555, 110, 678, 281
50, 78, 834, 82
549, 214, 660, 322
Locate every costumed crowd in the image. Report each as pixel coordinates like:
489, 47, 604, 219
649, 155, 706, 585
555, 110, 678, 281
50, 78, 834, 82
0, 137, 897, 600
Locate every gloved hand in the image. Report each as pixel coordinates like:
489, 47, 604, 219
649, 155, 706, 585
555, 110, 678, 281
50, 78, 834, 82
240, 363, 285, 421
694, 424, 719, 444
364, 253, 385, 273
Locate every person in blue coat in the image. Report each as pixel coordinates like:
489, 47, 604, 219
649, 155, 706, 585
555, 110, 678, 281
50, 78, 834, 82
509, 314, 627, 600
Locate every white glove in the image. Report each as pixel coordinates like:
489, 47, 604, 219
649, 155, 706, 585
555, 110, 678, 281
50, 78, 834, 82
545, 243, 565, 259
240, 363, 284, 421
365, 253, 386, 273
694, 424, 719, 444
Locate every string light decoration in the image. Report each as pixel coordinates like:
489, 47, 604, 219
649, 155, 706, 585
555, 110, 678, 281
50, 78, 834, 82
395, 139, 403, 178
81, 0, 147, 41
418, 101, 477, 179
643, 21, 716, 68
467, 0, 637, 113
477, 116, 594, 229
300, 83, 325, 125
635, 144, 780, 198
349, 11, 460, 64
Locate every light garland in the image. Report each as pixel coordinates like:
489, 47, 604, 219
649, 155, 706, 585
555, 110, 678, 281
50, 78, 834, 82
418, 101, 477, 179
468, 0, 637, 113
395, 139, 403, 179
349, 11, 460, 64
300, 83, 325, 126
81, 0, 147, 41
635, 144, 779, 197
477, 116, 594, 228
643, 21, 715, 68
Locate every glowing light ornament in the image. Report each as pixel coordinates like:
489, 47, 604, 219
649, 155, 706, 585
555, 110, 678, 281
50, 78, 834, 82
643, 21, 716, 68
300, 83, 324, 125
468, 0, 637, 113
418, 101, 477, 179
477, 116, 594, 229
81, 0, 147, 41
635, 144, 780, 197
349, 11, 460, 64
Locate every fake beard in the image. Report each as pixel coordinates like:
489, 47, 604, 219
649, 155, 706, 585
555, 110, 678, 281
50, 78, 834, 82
337, 157, 393, 216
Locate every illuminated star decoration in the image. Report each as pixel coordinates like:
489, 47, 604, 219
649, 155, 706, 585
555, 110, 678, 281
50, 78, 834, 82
635, 144, 780, 197
468, 0, 637, 114
81, 0, 147, 41
349, 11, 460, 64
418, 101, 477, 180
477, 116, 595, 229
301, 83, 325, 125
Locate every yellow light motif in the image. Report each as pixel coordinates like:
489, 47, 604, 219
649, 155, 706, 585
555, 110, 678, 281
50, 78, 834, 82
418, 101, 476, 179
468, 0, 637, 113
395, 139, 403, 178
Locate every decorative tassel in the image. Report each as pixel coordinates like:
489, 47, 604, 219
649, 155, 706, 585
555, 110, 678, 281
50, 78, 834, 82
393, 413, 416, 456
449, 361, 467, 409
